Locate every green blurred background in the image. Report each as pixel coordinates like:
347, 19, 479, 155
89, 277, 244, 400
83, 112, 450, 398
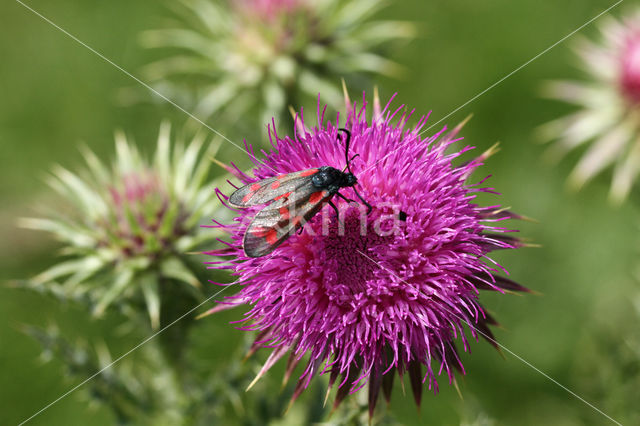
1, 0, 638, 424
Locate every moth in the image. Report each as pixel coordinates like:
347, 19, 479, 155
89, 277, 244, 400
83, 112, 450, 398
228, 128, 371, 257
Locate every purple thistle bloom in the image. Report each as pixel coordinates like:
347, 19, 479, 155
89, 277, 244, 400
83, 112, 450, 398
540, 10, 640, 203
233, 0, 305, 22
205, 92, 529, 414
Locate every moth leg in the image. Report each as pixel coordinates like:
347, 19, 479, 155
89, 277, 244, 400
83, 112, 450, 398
336, 192, 355, 204
328, 200, 340, 220
352, 186, 372, 215
297, 225, 305, 235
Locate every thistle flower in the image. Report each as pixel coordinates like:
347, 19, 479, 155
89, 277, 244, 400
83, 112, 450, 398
20, 123, 225, 329
205, 92, 529, 415
139, 0, 413, 130
540, 10, 640, 203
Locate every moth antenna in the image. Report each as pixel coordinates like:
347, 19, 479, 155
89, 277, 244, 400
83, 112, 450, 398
337, 128, 353, 174
337, 128, 371, 214
342, 154, 360, 172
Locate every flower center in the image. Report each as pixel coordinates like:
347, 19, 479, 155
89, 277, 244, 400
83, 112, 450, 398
620, 32, 640, 104
315, 206, 396, 306
235, 0, 305, 23
104, 172, 186, 257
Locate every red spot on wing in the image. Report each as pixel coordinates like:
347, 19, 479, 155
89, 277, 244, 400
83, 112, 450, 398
266, 229, 278, 245
250, 183, 261, 191
277, 174, 287, 180
271, 180, 281, 189
274, 191, 292, 201
279, 206, 290, 220
309, 191, 325, 204
250, 226, 268, 237
242, 193, 252, 203
291, 215, 302, 226
300, 169, 318, 177
249, 226, 278, 246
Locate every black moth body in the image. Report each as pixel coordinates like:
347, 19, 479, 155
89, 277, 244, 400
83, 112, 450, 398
228, 129, 371, 258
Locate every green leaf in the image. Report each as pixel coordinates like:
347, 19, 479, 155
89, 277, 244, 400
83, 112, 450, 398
155, 121, 172, 180
141, 56, 219, 81
62, 255, 111, 288
298, 71, 342, 106
140, 274, 161, 329
183, 138, 219, 206
139, 29, 221, 57
351, 21, 416, 44
174, 134, 204, 195
94, 268, 134, 316
338, 52, 403, 76
80, 145, 111, 186
114, 131, 137, 173
159, 201, 180, 239
18, 217, 96, 247
33, 257, 103, 284
124, 256, 152, 271
332, 0, 386, 31
182, 0, 230, 35
50, 166, 107, 218
122, 197, 144, 238
160, 257, 200, 289
193, 81, 239, 119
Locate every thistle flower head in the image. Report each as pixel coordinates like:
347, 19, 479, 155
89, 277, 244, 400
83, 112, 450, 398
620, 26, 640, 103
140, 0, 414, 130
540, 9, 640, 203
20, 123, 224, 328
205, 92, 528, 414
234, 0, 304, 22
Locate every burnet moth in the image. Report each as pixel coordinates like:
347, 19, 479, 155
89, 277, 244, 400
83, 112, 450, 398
229, 128, 371, 258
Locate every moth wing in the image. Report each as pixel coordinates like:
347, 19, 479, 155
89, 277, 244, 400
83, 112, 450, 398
257, 178, 318, 212
243, 188, 333, 257
228, 168, 320, 207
